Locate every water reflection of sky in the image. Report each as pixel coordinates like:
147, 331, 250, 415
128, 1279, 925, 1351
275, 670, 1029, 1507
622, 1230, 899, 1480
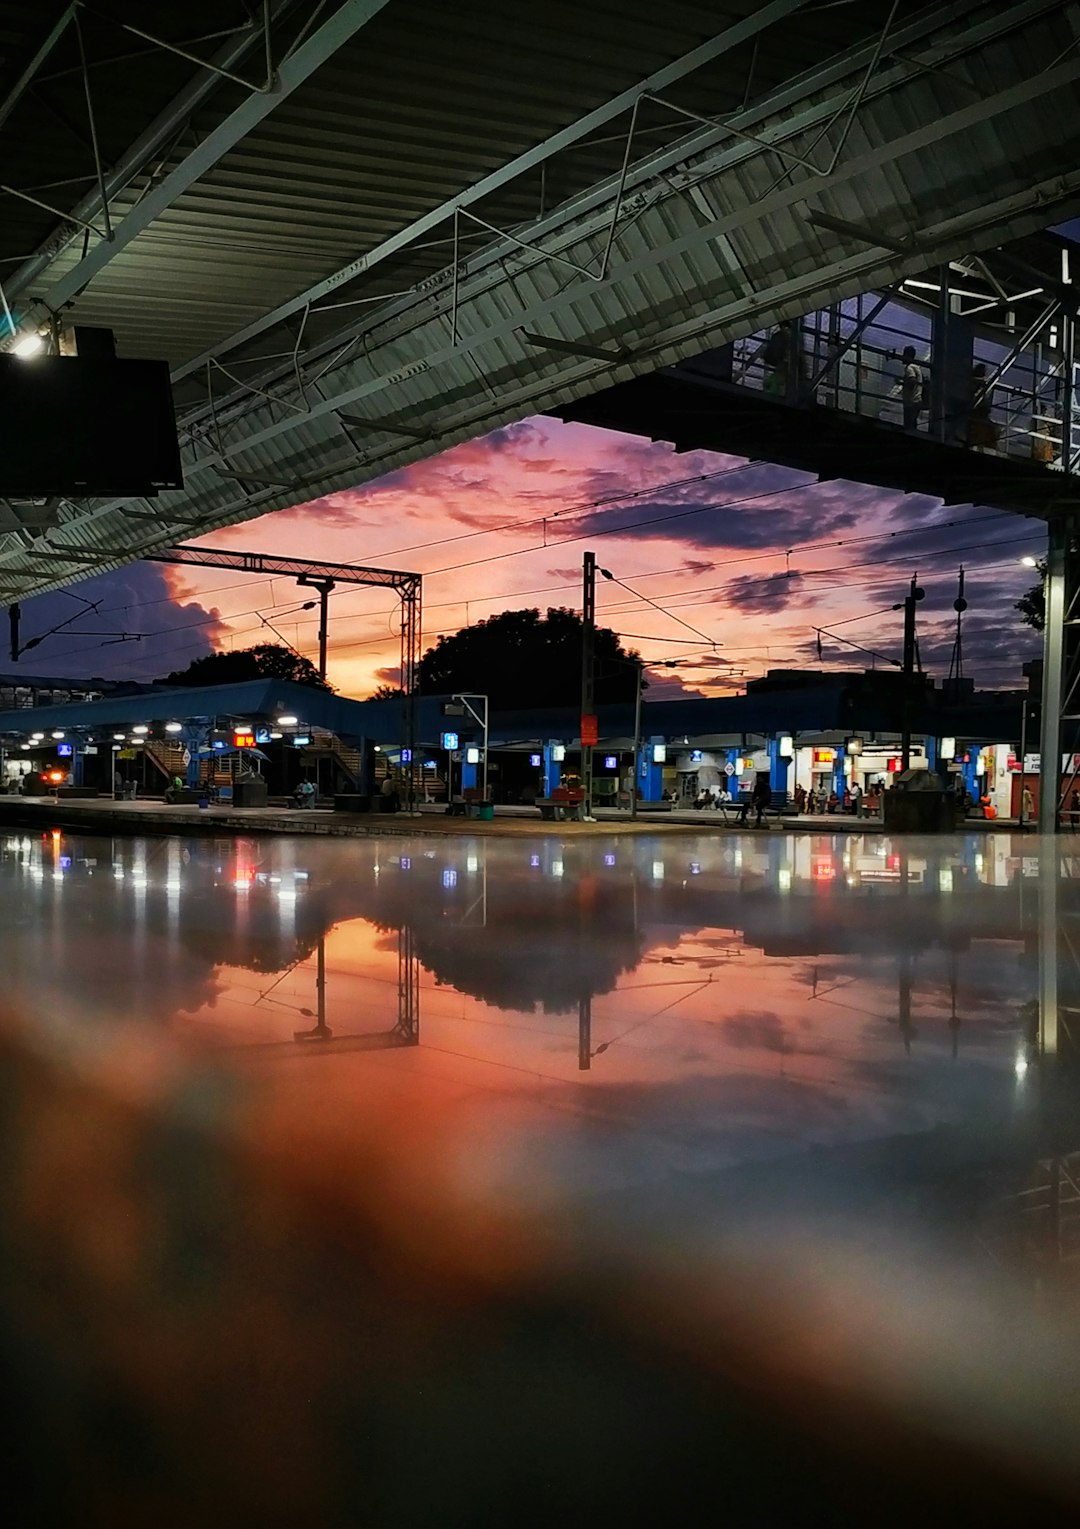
0, 828, 1042, 1199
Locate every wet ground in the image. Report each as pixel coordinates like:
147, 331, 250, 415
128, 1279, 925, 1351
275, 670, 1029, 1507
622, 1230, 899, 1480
1, 824, 1054, 1201
5, 824, 1080, 1515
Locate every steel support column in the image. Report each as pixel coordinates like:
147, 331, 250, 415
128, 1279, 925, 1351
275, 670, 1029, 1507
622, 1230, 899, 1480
1039, 520, 1071, 833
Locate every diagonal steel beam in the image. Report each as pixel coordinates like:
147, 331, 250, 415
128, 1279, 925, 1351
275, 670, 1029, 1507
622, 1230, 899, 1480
171, 0, 815, 382
27, 0, 393, 319
0, 4, 77, 135
172, 0, 1024, 416
1, 0, 304, 311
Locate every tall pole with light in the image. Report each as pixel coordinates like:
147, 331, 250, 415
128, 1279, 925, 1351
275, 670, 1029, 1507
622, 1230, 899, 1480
900, 573, 925, 772
581, 551, 596, 822
631, 658, 643, 822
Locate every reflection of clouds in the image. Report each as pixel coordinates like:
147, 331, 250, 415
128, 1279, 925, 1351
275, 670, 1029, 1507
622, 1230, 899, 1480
0, 829, 1044, 1197
718, 1009, 791, 1054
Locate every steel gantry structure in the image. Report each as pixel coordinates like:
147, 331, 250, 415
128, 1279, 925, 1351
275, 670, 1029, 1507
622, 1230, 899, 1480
0, 0, 1077, 602
148, 544, 422, 805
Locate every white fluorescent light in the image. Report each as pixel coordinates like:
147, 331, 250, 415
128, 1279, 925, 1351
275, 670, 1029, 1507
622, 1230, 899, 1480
12, 333, 44, 358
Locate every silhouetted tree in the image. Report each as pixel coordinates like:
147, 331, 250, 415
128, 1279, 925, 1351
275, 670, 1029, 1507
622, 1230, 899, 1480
368, 683, 404, 701
417, 607, 642, 709
160, 643, 333, 690
1015, 561, 1046, 632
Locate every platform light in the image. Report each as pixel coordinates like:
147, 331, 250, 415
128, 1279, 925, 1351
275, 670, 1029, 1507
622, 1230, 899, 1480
277, 715, 298, 727
465, 745, 480, 765
270, 730, 283, 740
113, 733, 125, 742
939, 737, 956, 761
30, 732, 44, 741
845, 735, 864, 756
1021, 555, 1038, 568
652, 743, 667, 763
552, 744, 566, 762
12, 332, 44, 358
132, 725, 149, 736
975, 755, 987, 775
51, 730, 65, 740
778, 735, 794, 758
165, 722, 183, 734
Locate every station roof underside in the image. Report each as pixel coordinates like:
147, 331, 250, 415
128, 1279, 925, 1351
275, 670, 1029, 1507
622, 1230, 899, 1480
0, 677, 1038, 749
1, 0, 1078, 600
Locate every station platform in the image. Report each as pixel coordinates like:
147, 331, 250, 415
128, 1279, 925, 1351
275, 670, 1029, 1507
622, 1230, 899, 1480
0, 795, 1025, 839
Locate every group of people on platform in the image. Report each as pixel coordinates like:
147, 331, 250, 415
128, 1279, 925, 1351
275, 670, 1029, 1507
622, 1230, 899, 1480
791, 781, 877, 816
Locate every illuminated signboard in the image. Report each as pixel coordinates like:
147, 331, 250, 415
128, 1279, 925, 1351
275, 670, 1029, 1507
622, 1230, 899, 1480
603, 754, 617, 770
812, 748, 835, 766
401, 747, 413, 763
233, 731, 255, 748
441, 731, 459, 751
530, 753, 541, 767
56, 743, 73, 757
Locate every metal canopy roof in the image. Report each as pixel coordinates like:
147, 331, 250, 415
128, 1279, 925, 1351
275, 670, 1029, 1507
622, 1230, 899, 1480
1, 0, 1079, 599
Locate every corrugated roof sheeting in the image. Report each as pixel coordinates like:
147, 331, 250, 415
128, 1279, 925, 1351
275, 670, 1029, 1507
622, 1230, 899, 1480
15, 0, 906, 365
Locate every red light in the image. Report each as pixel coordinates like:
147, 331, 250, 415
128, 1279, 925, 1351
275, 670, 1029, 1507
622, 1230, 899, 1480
45, 770, 64, 784
887, 757, 900, 772
233, 731, 255, 748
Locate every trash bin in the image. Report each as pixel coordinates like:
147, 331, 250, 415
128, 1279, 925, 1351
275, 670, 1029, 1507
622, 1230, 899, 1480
478, 803, 494, 821
882, 769, 962, 832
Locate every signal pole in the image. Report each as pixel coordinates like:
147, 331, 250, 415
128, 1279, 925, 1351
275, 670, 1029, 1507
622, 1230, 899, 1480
900, 573, 925, 771
581, 551, 596, 821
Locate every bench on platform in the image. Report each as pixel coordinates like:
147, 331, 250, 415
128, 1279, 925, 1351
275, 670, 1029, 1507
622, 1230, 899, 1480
56, 787, 98, 799
537, 788, 585, 821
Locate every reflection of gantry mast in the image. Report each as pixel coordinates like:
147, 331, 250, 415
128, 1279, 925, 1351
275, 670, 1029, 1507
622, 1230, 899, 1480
255, 928, 420, 1056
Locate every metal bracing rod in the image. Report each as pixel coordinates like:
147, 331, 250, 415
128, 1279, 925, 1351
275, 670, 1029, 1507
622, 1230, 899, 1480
807, 289, 894, 391
168, 0, 1031, 414
98, 12, 272, 94
24, 0, 393, 322
170, 0, 817, 381
646, 0, 898, 182
972, 299, 1063, 411
0, 4, 77, 133
73, 10, 112, 241
0, 0, 303, 314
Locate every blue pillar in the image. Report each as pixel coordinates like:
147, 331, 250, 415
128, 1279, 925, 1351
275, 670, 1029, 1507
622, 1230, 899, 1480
768, 739, 790, 799
962, 746, 980, 800
925, 735, 939, 778
181, 724, 208, 787
460, 752, 478, 792
542, 741, 563, 796
70, 744, 84, 786
833, 746, 845, 799
638, 737, 665, 801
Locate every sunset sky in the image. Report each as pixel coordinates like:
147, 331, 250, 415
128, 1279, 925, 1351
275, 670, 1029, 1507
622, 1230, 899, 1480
19, 414, 1047, 699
